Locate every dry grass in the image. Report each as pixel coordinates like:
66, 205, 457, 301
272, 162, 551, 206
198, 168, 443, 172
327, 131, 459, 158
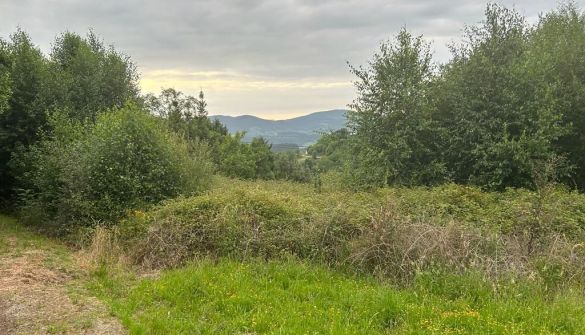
348, 202, 585, 286
79, 226, 127, 269
0, 215, 125, 335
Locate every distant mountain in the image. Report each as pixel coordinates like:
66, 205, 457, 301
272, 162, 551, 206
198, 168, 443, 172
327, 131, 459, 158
210, 109, 347, 147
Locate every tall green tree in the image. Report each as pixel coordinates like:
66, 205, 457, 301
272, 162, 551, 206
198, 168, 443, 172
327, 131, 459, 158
250, 137, 275, 179
218, 132, 256, 179
527, 2, 585, 189
435, 4, 567, 189
144, 88, 197, 135
348, 29, 445, 187
0, 40, 10, 115
306, 128, 352, 173
0, 30, 47, 200
196, 90, 208, 117
1, 29, 141, 201
43, 30, 139, 121
143, 88, 228, 159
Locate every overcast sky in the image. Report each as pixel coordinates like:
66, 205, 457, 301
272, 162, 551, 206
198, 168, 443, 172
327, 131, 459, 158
1, 0, 582, 119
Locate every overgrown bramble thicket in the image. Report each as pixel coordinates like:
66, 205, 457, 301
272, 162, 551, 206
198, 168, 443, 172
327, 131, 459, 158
101, 177, 584, 288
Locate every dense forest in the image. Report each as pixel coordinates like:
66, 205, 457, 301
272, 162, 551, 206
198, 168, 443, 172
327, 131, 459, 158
1, 3, 585, 334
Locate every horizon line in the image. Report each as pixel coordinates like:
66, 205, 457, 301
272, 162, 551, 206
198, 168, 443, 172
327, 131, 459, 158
208, 108, 348, 121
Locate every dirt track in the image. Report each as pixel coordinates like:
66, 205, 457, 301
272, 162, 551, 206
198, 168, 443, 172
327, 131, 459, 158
0, 222, 124, 335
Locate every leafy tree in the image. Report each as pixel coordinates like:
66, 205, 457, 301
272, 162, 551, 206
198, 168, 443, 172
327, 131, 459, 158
306, 128, 352, 172
0, 30, 47, 200
143, 88, 228, 163
0, 29, 141, 202
196, 90, 208, 117
18, 103, 212, 230
348, 29, 445, 187
436, 4, 569, 190
144, 88, 197, 135
250, 137, 275, 179
0, 41, 10, 114
144, 88, 283, 181
43, 30, 139, 121
273, 151, 310, 182
527, 3, 585, 189
218, 132, 256, 179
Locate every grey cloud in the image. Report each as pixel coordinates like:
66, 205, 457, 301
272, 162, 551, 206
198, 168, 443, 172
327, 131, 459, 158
0, 0, 581, 82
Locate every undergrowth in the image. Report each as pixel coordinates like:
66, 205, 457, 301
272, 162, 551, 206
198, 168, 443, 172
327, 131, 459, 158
94, 177, 585, 288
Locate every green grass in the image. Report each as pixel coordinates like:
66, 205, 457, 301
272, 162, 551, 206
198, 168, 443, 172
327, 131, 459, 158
0, 214, 69, 257
91, 259, 585, 335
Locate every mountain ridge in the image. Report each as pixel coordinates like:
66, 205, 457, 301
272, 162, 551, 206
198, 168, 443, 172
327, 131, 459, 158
210, 109, 347, 147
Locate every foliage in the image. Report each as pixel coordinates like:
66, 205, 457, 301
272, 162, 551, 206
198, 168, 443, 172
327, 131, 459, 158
111, 177, 585, 288
348, 29, 446, 187
313, 3, 585, 190
435, 4, 569, 190
216, 132, 257, 179
143, 88, 225, 145
273, 151, 311, 182
306, 128, 352, 173
0, 30, 47, 201
0, 29, 139, 202
44, 30, 139, 121
17, 103, 212, 231
527, 3, 585, 189
250, 137, 275, 179
144, 88, 305, 182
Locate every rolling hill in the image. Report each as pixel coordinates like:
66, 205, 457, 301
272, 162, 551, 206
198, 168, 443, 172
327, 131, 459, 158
210, 109, 347, 147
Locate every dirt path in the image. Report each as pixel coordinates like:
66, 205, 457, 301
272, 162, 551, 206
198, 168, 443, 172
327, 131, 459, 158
0, 298, 15, 334
0, 217, 125, 335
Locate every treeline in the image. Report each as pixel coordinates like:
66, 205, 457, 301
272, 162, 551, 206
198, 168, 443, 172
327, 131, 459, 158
0, 30, 139, 202
143, 89, 311, 182
310, 3, 585, 191
0, 30, 310, 229
0, 30, 309, 205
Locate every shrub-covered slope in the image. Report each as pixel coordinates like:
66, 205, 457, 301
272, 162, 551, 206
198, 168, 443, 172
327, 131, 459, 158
112, 177, 585, 286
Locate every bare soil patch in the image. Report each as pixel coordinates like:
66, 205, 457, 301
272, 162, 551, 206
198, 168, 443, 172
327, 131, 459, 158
0, 231, 125, 335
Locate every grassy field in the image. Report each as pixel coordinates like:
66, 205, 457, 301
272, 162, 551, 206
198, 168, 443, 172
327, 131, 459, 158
90, 259, 585, 335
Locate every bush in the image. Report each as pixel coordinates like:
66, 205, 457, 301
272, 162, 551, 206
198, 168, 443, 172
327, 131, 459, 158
118, 187, 359, 268
17, 103, 213, 232
109, 177, 585, 288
